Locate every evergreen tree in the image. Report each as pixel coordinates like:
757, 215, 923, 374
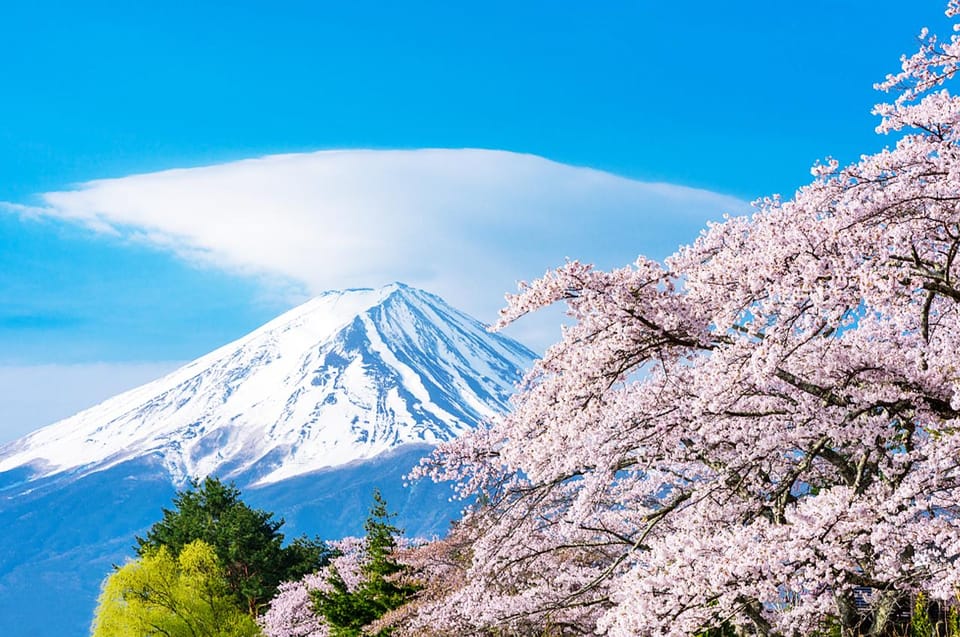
312, 490, 419, 636
137, 476, 331, 616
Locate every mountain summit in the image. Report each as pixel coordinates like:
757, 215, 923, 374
0, 283, 535, 487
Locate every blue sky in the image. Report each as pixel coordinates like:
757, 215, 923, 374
0, 0, 950, 440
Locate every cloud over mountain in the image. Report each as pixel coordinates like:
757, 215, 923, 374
30, 149, 746, 347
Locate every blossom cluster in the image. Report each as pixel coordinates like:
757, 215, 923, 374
258, 537, 364, 637
407, 4, 960, 634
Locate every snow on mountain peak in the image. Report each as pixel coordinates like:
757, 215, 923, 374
0, 284, 536, 486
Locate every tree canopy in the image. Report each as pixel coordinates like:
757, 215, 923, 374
407, 3, 960, 636
91, 539, 261, 637
137, 476, 330, 617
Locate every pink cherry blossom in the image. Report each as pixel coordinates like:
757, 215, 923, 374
408, 4, 960, 634
259, 538, 364, 637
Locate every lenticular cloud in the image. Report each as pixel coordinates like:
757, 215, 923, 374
28, 149, 746, 335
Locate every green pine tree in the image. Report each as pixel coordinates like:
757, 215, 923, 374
313, 489, 420, 636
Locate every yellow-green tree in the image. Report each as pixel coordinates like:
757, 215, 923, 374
91, 539, 261, 637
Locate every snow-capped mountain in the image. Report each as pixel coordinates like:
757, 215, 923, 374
0, 282, 535, 487
0, 283, 536, 637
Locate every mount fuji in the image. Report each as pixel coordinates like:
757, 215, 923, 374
0, 283, 537, 636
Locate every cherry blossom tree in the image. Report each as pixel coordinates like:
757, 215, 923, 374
259, 538, 364, 637
411, 4, 960, 635
258, 573, 330, 637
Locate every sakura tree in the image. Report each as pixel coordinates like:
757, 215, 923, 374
258, 537, 364, 637
411, 4, 960, 635
371, 519, 478, 636
258, 574, 330, 637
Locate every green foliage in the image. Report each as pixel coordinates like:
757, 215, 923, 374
909, 592, 960, 637
91, 539, 261, 637
315, 565, 373, 637
912, 592, 935, 637
949, 607, 960, 637
313, 490, 420, 636
137, 476, 331, 616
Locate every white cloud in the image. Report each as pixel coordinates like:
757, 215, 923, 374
0, 362, 182, 444
31, 149, 748, 350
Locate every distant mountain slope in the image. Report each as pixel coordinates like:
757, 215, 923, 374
0, 283, 536, 637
